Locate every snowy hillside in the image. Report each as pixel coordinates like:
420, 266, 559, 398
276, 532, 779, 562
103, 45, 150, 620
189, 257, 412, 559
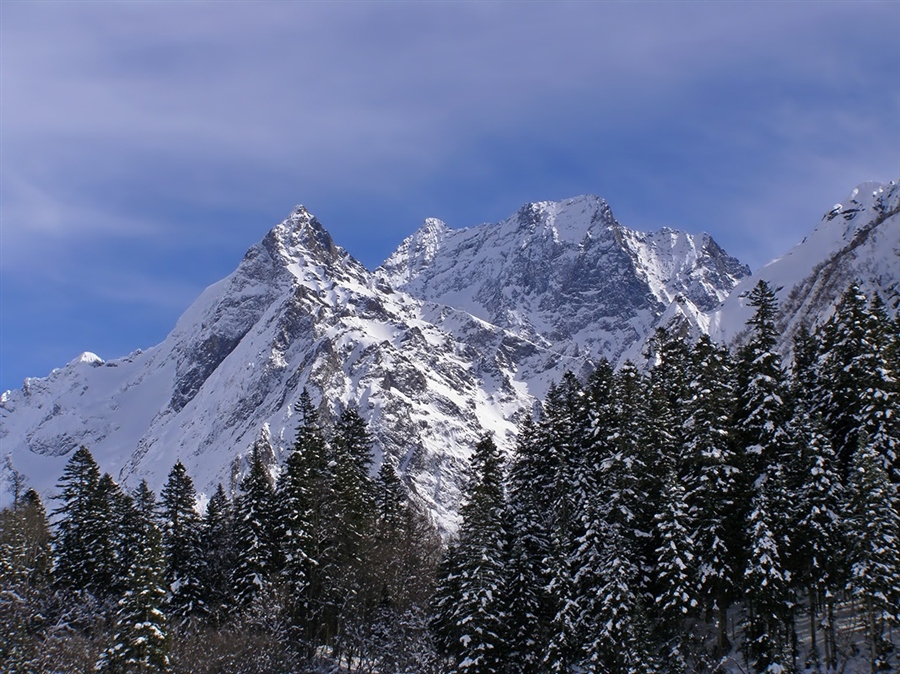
0, 207, 540, 527
711, 180, 900, 350
379, 195, 748, 367
2, 181, 897, 529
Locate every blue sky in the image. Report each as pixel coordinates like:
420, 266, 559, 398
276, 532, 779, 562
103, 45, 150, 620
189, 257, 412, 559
2, 1, 899, 393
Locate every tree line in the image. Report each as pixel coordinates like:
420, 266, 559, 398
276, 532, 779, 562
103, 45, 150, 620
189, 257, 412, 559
1, 392, 441, 672
432, 280, 899, 674
2, 279, 898, 673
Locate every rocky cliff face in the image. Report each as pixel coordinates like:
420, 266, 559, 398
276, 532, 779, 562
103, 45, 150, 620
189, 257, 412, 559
379, 195, 748, 371
2, 182, 895, 529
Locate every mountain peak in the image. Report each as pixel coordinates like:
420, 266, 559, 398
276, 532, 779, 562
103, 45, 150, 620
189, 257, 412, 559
513, 194, 616, 244
263, 205, 344, 270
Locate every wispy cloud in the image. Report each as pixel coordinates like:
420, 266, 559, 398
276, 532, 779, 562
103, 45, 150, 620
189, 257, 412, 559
1, 1, 898, 390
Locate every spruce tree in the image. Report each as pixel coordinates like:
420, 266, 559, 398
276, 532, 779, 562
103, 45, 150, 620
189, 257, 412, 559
233, 439, 279, 612
502, 416, 554, 672
858, 293, 899, 483
433, 435, 507, 673
816, 283, 898, 478
93, 473, 130, 598
682, 335, 741, 654
0, 489, 52, 670
160, 461, 203, 620
374, 460, 406, 535
742, 465, 794, 674
96, 488, 170, 673
198, 483, 235, 626
52, 446, 102, 593
118, 481, 158, 586
789, 408, 844, 670
541, 372, 592, 672
582, 363, 658, 673
845, 433, 900, 672
276, 388, 331, 654
734, 280, 792, 484
653, 469, 698, 669
331, 409, 375, 569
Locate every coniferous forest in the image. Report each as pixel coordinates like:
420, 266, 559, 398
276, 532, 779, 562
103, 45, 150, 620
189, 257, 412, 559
1, 280, 898, 673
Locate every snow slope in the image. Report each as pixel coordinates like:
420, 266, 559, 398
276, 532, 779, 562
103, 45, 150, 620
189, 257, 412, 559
710, 180, 900, 349
379, 195, 748, 369
2, 181, 896, 529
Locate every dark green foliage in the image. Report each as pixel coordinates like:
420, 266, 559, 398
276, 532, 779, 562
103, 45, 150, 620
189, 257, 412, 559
0, 489, 52, 670
653, 470, 698, 662
96, 487, 171, 673
197, 484, 235, 627
816, 283, 899, 478
160, 461, 203, 620
788, 408, 844, 669
682, 335, 742, 653
276, 388, 331, 653
742, 464, 794, 673
7, 281, 898, 672
433, 435, 508, 673
233, 438, 279, 612
503, 417, 554, 672
52, 446, 103, 593
735, 280, 792, 482
846, 433, 900, 671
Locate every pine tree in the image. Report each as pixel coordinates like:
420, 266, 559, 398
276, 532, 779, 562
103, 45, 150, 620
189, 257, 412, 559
160, 461, 203, 621
816, 283, 899, 479
0, 489, 52, 670
433, 435, 507, 673
117, 481, 157, 596
374, 460, 406, 535
859, 293, 899, 483
581, 363, 658, 673
96, 488, 171, 673
541, 372, 592, 672
682, 335, 741, 654
233, 439, 279, 612
276, 388, 331, 654
52, 446, 102, 593
735, 280, 792, 484
502, 416, 554, 672
198, 483, 235, 627
789, 408, 844, 670
742, 465, 794, 674
653, 469, 698, 669
790, 324, 819, 408
94, 473, 131, 598
845, 433, 900, 672
588, 516, 658, 674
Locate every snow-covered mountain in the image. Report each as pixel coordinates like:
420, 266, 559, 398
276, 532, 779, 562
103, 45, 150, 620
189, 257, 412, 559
710, 180, 900, 350
379, 195, 748, 369
1, 181, 896, 528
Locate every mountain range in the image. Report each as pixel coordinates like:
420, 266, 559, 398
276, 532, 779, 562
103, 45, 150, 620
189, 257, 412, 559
2, 180, 898, 530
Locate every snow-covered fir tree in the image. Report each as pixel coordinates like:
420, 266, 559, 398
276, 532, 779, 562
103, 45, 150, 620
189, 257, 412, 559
682, 335, 741, 655
788, 407, 844, 670
52, 446, 103, 594
197, 483, 235, 627
96, 483, 171, 673
433, 435, 508, 673
845, 432, 900, 672
742, 465, 794, 674
159, 461, 203, 621
653, 469, 699, 670
502, 416, 554, 672
232, 436, 279, 612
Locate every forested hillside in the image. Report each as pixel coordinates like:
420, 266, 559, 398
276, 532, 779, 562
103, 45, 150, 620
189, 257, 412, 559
2, 280, 898, 673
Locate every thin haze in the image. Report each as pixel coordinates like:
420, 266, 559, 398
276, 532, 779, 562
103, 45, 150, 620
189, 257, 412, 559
1, 2, 898, 393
